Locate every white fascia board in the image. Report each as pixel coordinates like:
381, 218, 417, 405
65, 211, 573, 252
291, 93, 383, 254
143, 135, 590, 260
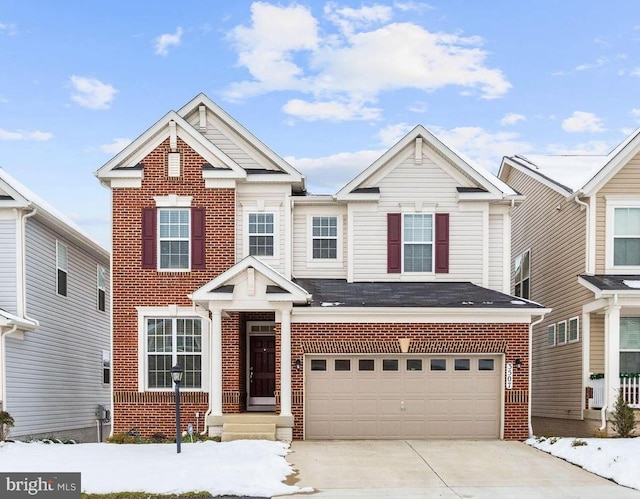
244, 174, 297, 184
335, 193, 381, 202
0, 310, 38, 331
577, 276, 604, 299
291, 306, 551, 323
457, 192, 504, 201
502, 157, 573, 198
202, 168, 245, 179
291, 195, 340, 206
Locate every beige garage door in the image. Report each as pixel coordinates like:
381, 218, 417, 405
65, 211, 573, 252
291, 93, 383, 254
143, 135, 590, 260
305, 354, 501, 439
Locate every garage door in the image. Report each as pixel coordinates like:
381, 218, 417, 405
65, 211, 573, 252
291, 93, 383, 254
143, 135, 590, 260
305, 354, 501, 439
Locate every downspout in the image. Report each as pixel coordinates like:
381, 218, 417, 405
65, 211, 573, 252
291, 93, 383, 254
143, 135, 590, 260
0, 325, 18, 411
19, 206, 39, 325
573, 195, 591, 274
528, 313, 547, 438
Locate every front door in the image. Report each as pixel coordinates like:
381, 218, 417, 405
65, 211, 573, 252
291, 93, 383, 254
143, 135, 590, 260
247, 323, 276, 410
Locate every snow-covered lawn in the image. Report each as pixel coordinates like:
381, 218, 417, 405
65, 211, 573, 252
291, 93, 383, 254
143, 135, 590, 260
527, 436, 640, 491
0, 440, 312, 497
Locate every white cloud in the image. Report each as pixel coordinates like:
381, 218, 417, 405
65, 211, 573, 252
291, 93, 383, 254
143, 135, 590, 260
575, 57, 607, 71
70, 76, 118, 110
500, 113, 526, 126
100, 138, 132, 154
408, 100, 428, 113
0, 128, 53, 141
630, 108, 640, 118
547, 141, 611, 155
0, 22, 17, 35
225, 2, 511, 120
631, 68, 640, 77
562, 111, 606, 133
376, 123, 413, 147
283, 98, 381, 121
155, 27, 183, 56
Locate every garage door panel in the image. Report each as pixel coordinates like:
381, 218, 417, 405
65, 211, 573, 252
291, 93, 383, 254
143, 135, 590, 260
305, 354, 501, 439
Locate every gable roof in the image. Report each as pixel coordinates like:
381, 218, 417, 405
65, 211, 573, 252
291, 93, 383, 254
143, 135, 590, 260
336, 125, 519, 201
500, 128, 640, 197
0, 168, 108, 258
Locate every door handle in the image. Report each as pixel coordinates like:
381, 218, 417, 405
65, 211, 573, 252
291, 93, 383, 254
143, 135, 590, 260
250, 367, 254, 383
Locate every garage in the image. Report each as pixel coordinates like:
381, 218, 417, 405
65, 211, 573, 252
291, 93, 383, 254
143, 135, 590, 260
305, 354, 502, 439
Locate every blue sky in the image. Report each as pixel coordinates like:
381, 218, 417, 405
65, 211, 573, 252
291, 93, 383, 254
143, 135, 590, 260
2, 1, 640, 249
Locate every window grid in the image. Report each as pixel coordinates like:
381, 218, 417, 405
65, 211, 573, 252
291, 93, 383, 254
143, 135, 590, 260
403, 214, 433, 272
557, 321, 567, 344
102, 350, 111, 384
312, 216, 338, 259
547, 324, 556, 346
249, 213, 275, 256
620, 318, 640, 373
159, 209, 190, 270
568, 317, 579, 342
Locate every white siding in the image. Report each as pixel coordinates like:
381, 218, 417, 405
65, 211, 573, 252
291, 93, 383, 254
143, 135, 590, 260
0, 218, 17, 313
292, 204, 347, 278
488, 214, 504, 291
4, 217, 110, 439
351, 153, 484, 283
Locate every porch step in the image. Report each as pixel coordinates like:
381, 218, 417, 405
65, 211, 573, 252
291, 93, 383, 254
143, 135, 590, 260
221, 423, 276, 442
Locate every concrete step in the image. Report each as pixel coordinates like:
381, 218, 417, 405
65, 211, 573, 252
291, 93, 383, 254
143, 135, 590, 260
221, 431, 276, 442
221, 422, 276, 442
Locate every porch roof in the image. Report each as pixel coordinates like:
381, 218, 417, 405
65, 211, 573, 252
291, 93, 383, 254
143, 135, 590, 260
580, 274, 640, 292
291, 279, 545, 309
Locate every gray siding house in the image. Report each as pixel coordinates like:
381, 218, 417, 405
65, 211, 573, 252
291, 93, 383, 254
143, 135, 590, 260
0, 168, 110, 442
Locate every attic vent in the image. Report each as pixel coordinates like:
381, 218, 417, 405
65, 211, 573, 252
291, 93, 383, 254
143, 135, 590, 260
167, 152, 181, 177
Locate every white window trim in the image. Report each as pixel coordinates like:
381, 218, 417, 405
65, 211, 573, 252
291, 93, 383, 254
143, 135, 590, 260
157, 207, 191, 272
605, 196, 640, 273
547, 323, 556, 347
557, 320, 567, 345
102, 349, 111, 385
245, 210, 279, 260
154, 194, 193, 208
56, 240, 68, 297
306, 215, 343, 264
514, 249, 531, 299
97, 264, 107, 312
402, 212, 435, 274
136, 306, 210, 392
568, 316, 580, 343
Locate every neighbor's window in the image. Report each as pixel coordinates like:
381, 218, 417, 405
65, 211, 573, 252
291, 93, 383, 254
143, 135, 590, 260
147, 318, 202, 389
620, 318, 640, 373
547, 324, 556, 346
406, 359, 423, 371
403, 213, 433, 272
159, 208, 190, 270
614, 208, 640, 266
102, 350, 111, 384
557, 321, 567, 344
97, 265, 106, 312
382, 359, 399, 371
56, 240, 68, 296
514, 250, 530, 299
248, 213, 275, 256
568, 317, 579, 342
312, 216, 338, 259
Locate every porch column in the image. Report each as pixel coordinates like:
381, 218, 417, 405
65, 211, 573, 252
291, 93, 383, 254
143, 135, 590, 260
211, 308, 223, 416
604, 304, 621, 413
280, 308, 292, 417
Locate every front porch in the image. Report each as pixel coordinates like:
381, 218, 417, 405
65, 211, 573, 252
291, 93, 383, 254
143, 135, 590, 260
587, 374, 640, 409
206, 413, 294, 442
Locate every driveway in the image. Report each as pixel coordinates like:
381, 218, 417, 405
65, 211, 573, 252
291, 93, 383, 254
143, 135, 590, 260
278, 440, 640, 498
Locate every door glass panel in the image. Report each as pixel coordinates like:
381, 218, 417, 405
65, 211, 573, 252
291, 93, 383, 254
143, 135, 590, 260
358, 359, 375, 371
310, 359, 327, 371
430, 359, 446, 371
334, 359, 351, 371
382, 359, 399, 371
406, 359, 422, 371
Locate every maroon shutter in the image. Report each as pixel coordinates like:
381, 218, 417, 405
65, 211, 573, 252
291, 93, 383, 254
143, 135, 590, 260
387, 213, 402, 273
141, 208, 157, 269
191, 208, 206, 270
435, 213, 449, 273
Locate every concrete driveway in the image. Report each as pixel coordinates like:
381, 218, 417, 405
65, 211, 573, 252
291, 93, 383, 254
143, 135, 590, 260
278, 440, 640, 498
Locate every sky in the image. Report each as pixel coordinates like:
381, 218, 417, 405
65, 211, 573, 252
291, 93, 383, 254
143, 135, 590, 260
2, 1, 640, 249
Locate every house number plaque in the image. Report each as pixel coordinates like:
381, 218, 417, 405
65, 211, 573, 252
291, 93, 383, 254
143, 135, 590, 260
505, 362, 513, 389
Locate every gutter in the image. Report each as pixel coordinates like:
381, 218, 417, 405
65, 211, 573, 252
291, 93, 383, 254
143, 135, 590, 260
572, 194, 593, 274
19, 207, 40, 327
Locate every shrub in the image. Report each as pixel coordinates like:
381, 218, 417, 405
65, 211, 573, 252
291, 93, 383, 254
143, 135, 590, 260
611, 391, 636, 438
0, 411, 14, 441
150, 432, 167, 443
108, 432, 145, 444
571, 438, 588, 447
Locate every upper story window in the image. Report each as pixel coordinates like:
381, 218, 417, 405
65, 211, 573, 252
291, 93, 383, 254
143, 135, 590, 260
312, 216, 337, 259
248, 213, 274, 256
159, 208, 190, 270
56, 240, 68, 297
514, 249, 530, 299
97, 265, 107, 312
614, 207, 640, 266
403, 213, 433, 272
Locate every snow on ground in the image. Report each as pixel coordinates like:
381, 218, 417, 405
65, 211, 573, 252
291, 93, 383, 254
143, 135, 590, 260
527, 436, 640, 491
0, 440, 313, 497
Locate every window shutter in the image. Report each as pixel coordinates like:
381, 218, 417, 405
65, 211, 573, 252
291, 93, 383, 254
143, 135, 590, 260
141, 208, 157, 269
191, 208, 206, 270
435, 213, 449, 273
387, 213, 402, 273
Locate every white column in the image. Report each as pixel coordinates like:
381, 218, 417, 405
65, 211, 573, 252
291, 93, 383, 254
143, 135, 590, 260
582, 311, 591, 411
280, 308, 292, 417
605, 304, 621, 412
211, 308, 223, 416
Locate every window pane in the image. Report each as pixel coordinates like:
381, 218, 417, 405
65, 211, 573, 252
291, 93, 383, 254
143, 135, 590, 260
568, 318, 579, 341
178, 354, 202, 389
614, 238, 640, 266
382, 359, 399, 371
521, 278, 530, 300
615, 208, 640, 236
557, 322, 566, 343
334, 359, 351, 371
57, 242, 68, 270
358, 359, 375, 371
249, 235, 274, 256
547, 325, 556, 346
148, 354, 172, 388
522, 252, 530, 279
430, 359, 446, 371
57, 269, 67, 296
404, 244, 433, 272
404, 214, 432, 242
454, 359, 470, 371
478, 359, 494, 371
620, 318, 640, 350
620, 352, 640, 372
310, 359, 327, 371
406, 359, 422, 371
313, 239, 337, 259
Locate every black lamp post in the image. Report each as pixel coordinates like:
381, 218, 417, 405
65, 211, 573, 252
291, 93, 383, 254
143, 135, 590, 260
170, 364, 183, 454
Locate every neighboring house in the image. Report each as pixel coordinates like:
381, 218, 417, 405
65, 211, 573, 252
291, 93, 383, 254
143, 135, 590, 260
499, 129, 640, 437
0, 168, 110, 441
96, 93, 547, 442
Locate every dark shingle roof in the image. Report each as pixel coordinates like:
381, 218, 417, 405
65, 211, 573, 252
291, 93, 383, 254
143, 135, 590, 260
456, 187, 488, 193
580, 274, 640, 291
292, 279, 543, 308
350, 187, 380, 194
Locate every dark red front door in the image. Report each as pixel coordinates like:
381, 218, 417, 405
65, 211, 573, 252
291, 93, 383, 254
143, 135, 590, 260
250, 335, 275, 398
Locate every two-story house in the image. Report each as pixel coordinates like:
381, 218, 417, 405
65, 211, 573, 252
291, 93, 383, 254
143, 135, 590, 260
0, 168, 111, 441
96, 93, 547, 442
499, 129, 640, 436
